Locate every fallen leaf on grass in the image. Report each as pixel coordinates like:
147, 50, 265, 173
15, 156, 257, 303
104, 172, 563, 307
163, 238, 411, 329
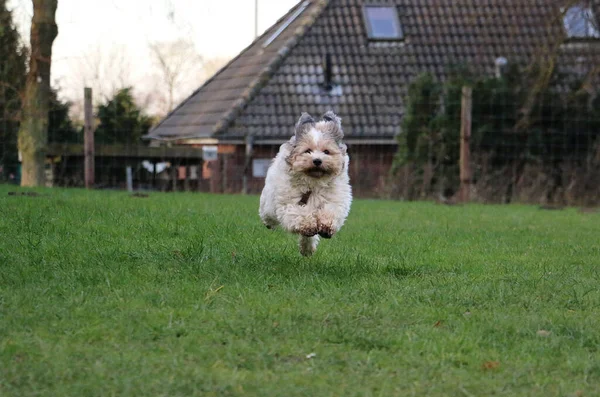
537, 330, 552, 337
204, 285, 224, 301
434, 320, 443, 328
13, 354, 26, 363
211, 359, 225, 368
482, 361, 500, 370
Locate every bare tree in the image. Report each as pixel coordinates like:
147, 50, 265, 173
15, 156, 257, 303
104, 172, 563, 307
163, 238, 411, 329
149, 39, 203, 114
18, 0, 58, 186
66, 43, 133, 122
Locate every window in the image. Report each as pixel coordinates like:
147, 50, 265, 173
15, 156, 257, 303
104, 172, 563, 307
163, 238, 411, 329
363, 6, 403, 40
252, 159, 271, 178
563, 3, 600, 39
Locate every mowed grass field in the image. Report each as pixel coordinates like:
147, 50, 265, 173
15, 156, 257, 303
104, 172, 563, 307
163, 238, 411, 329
1, 185, 599, 397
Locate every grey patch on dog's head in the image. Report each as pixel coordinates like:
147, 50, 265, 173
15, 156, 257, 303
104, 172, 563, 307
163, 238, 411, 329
295, 112, 315, 140
320, 111, 343, 143
322, 110, 341, 126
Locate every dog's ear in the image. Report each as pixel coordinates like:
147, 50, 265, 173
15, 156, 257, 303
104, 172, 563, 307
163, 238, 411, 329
321, 110, 343, 143
295, 112, 315, 140
339, 142, 347, 156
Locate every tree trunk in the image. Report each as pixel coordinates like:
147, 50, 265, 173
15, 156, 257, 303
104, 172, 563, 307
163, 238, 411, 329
18, 0, 58, 187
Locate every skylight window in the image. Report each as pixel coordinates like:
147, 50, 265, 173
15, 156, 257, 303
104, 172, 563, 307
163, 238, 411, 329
563, 3, 600, 39
363, 6, 403, 40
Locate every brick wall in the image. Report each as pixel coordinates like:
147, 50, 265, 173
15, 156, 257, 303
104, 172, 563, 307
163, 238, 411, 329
206, 143, 397, 198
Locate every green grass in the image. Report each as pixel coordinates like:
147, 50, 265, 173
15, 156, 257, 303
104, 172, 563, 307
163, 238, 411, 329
1, 185, 599, 396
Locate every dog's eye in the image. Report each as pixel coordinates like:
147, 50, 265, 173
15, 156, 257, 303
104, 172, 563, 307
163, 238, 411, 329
323, 150, 330, 155
305, 149, 312, 154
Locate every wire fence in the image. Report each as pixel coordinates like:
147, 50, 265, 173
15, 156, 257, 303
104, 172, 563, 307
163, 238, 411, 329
389, 66, 600, 206
1, 73, 599, 207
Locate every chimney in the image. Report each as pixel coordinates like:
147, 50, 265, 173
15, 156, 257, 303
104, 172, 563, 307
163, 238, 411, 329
323, 53, 333, 91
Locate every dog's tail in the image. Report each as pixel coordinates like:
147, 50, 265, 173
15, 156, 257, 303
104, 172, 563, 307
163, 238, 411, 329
299, 235, 320, 257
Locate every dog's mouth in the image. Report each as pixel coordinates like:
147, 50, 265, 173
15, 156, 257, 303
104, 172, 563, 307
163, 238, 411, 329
306, 167, 328, 178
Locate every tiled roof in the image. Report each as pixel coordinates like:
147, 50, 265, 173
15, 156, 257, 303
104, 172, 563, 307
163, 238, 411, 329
146, 0, 326, 141
146, 0, 600, 142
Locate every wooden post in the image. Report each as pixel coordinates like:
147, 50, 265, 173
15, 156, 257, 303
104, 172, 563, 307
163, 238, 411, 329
152, 162, 157, 189
221, 155, 228, 193
242, 136, 253, 194
183, 165, 190, 191
126, 166, 133, 192
84, 87, 94, 188
459, 86, 472, 202
171, 162, 178, 192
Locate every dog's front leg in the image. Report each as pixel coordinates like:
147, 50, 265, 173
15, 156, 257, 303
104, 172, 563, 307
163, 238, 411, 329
316, 203, 349, 239
276, 204, 319, 236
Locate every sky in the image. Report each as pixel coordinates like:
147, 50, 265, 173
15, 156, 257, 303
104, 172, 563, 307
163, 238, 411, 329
7, 0, 299, 116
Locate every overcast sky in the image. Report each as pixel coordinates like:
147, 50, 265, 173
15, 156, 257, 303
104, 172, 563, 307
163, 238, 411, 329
7, 0, 299, 114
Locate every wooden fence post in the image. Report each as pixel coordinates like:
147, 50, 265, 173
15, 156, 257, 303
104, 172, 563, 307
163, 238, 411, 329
242, 135, 254, 194
459, 86, 472, 202
221, 155, 228, 193
126, 166, 133, 192
84, 87, 94, 188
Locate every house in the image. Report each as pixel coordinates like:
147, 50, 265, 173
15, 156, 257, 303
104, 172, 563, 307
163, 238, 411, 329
144, 0, 600, 197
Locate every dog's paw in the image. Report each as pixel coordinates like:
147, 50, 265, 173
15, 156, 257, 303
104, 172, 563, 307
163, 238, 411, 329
293, 215, 318, 237
318, 230, 333, 239
317, 211, 336, 239
318, 223, 334, 239
261, 216, 278, 230
297, 226, 318, 237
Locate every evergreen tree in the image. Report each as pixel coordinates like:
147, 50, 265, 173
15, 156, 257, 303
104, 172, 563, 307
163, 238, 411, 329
0, 0, 27, 180
95, 88, 153, 145
48, 89, 80, 144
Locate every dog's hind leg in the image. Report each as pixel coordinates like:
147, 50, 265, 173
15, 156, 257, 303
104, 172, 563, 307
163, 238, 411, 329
298, 235, 320, 257
261, 215, 278, 229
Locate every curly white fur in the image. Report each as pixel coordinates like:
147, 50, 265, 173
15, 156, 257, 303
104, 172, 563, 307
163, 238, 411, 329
259, 111, 352, 256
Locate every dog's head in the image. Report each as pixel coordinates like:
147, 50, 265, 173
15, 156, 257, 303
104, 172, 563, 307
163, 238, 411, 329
287, 111, 347, 179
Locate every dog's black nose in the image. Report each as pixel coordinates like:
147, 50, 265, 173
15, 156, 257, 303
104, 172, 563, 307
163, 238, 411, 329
313, 158, 322, 166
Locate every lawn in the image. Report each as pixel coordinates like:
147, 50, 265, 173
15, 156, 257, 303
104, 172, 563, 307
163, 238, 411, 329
0, 185, 599, 396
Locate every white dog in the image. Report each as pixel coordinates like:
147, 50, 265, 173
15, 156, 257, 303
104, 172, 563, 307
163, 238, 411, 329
259, 111, 352, 256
